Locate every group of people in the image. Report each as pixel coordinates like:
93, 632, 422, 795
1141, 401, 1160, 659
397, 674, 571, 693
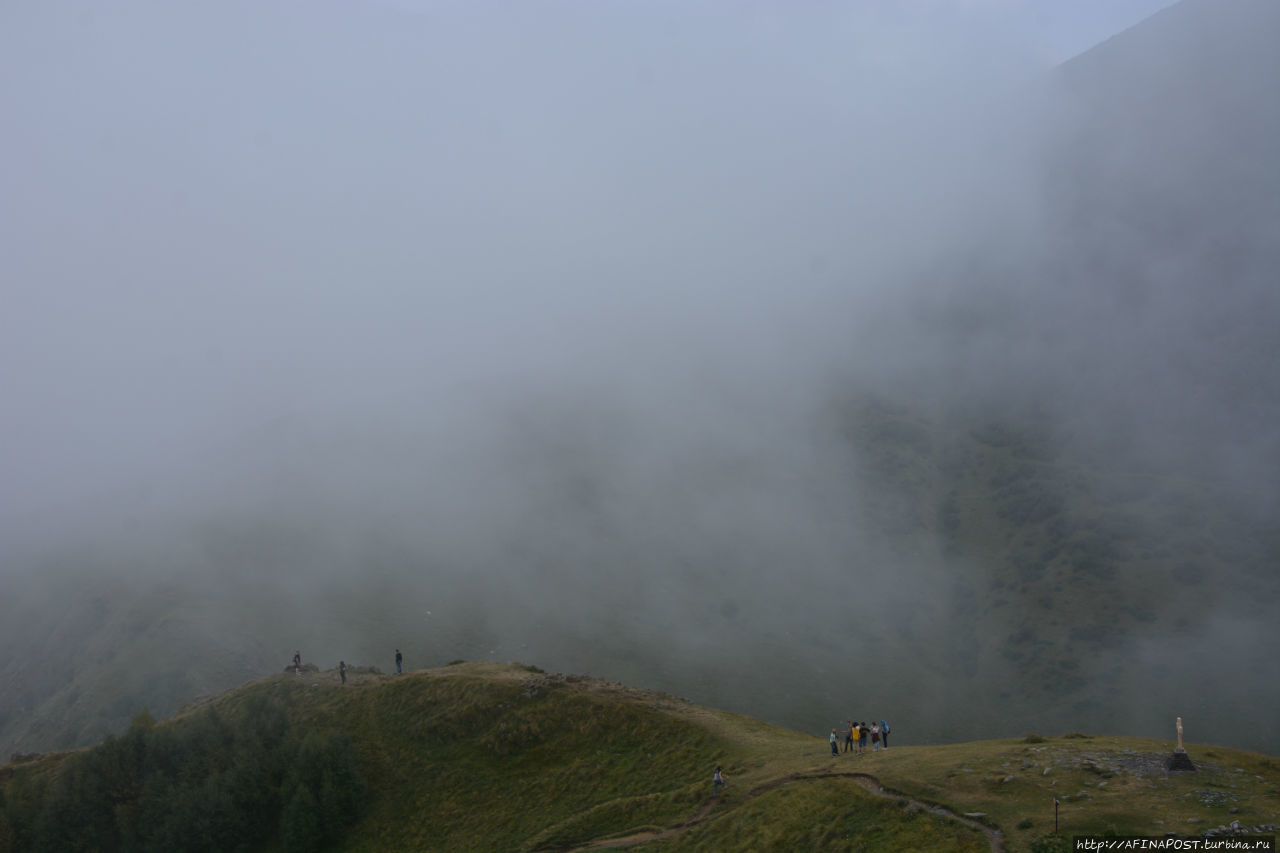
830, 720, 890, 756
292, 649, 406, 683
712, 717, 893, 795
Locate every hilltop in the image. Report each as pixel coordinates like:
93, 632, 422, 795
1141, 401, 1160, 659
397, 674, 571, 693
2, 663, 1277, 852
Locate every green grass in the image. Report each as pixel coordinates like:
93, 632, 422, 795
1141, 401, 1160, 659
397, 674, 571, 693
3, 664, 1278, 852
657, 779, 989, 852
860, 735, 1280, 851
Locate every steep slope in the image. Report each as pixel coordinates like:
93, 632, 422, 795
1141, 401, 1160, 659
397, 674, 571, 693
1029, 0, 1280, 466
861, 0, 1280, 751
828, 400, 1280, 749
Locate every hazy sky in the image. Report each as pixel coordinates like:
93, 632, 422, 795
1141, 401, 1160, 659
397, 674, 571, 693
376, 1, 1179, 63
0, 0, 1177, 527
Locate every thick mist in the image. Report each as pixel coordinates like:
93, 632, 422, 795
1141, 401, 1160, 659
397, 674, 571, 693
3, 0, 1278, 756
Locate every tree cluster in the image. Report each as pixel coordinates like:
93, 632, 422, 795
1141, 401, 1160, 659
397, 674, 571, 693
1, 696, 365, 853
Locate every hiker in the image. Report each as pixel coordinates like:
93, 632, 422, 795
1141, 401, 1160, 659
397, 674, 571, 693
293, 650, 302, 675
713, 765, 726, 795
830, 729, 839, 756
858, 722, 869, 755
339, 661, 347, 684
871, 722, 881, 751
843, 720, 855, 753
881, 719, 890, 749
852, 721, 861, 755
395, 649, 403, 674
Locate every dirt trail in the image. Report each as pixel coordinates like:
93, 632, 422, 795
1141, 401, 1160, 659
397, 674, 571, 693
568, 771, 1004, 852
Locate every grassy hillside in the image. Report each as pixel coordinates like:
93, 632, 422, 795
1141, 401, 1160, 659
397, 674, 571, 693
2, 663, 1276, 852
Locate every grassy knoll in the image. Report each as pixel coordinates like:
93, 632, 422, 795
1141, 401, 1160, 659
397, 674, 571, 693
858, 734, 1280, 851
2, 663, 1277, 852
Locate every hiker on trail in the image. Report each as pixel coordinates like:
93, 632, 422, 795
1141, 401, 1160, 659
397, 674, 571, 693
858, 722, 870, 755
339, 661, 347, 685
871, 723, 882, 751
713, 766, 726, 795
395, 649, 403, 674
830, 729, 839, 756
843, 720, 855, 753
293, 650, 302, 675
881, 719, 890, 749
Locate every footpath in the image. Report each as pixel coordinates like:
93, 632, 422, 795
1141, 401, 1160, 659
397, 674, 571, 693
569, 770, 1004, 852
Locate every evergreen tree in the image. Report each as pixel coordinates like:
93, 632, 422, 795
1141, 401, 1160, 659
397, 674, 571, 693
280, 783, 322, 853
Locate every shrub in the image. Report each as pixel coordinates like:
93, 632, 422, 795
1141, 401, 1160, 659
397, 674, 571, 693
1029, 834, 1070, 853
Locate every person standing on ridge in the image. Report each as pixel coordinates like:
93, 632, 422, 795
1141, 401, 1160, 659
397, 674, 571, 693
844, 720, 855, 753
395, 649, 403, 674
881, 719, 890, 749
713, 766, 726, 795
293, 650, 301, 675
830, 729, 839, 756
339, 661, 347, 684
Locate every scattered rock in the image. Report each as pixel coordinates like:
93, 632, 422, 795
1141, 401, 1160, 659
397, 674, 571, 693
1186, 789, 1238, 807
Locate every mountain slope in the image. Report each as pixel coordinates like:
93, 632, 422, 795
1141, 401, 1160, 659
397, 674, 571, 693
2, 663, 1277, 852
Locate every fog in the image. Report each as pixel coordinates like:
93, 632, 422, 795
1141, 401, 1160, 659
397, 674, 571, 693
3, 0, 1278, 756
